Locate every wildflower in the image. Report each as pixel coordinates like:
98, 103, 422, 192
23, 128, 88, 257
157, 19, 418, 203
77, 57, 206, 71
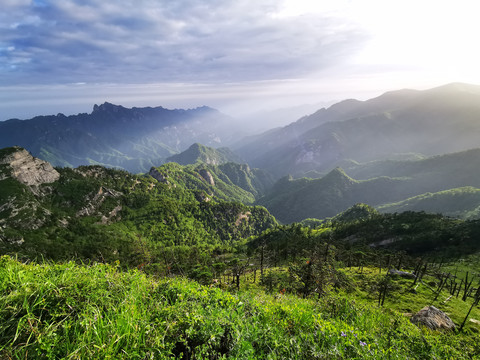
359, 341, 367, 347
341, 331, 347, 337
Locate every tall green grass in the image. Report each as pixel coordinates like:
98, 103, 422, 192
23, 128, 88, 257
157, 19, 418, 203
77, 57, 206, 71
0, 256, 478, 359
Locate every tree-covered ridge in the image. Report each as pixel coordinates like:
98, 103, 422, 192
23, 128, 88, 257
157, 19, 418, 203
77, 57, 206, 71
257, 148, 480, 223
150, 161, 274, 204
166, 142, 244, 166
377, 187, 480, 219
0, 149, 277, 270
257, 167, 407, 223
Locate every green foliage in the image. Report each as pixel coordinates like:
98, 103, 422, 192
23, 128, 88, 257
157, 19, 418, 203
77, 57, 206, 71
378, 187, 480, 219
0, 159, 277, 275
256, 168, 399, 223
331, 203, 379, 223
1, 256, 479, 359
150, 161, 273, 205
258, 148, 480, 223
299, 218, 324, 228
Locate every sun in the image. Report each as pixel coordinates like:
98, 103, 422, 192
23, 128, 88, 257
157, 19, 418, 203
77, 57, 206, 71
277, 0, 480, 85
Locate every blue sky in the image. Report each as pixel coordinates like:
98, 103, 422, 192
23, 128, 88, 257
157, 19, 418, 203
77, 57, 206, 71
2, 0, 480, 120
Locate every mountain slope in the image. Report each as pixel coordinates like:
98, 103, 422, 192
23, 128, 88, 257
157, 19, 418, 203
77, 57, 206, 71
0, 147, 277, 264
236, 83, 480, 178
377, 187, 480, 219
257, 148, 480, 223
0, 103, 236, 173
257, 168, 409, 223
149, 160, 274, 204
164, 143, 274, 199
166, 143, 244, 165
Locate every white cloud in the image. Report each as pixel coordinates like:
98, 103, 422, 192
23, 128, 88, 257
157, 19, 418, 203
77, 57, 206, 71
0, 0, 367, 85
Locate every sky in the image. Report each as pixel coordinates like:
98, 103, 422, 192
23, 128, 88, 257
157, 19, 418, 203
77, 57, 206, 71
2, 0, 480, 120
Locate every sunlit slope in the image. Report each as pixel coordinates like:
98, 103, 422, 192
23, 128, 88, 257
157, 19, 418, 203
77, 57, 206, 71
166, 142, 244, 165
0, 147, 276, 263
237, 83, 480, 178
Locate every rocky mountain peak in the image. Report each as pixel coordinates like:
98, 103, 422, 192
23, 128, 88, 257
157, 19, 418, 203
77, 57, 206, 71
0, 146, 60, 187
92, 102, 125, 113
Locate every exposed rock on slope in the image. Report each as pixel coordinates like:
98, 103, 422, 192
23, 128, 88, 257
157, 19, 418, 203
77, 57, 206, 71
198, 169, 215, 186
410, 306, 455, 331
0, 146, 59, 187
0, 147, 60, 230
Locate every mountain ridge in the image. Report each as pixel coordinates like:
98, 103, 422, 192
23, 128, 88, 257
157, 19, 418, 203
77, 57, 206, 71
257, 147, 480, 223
166, 143, 244, 166
235, 82, 480, 178
0, 103, 236, 173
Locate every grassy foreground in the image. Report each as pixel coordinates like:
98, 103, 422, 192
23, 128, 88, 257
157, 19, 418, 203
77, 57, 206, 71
0, 256, 478, 359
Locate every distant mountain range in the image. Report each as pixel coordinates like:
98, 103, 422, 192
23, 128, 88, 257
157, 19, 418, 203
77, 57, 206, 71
4, 82, 480, 223
235, 83, 480, 178
0, 103, 236, 173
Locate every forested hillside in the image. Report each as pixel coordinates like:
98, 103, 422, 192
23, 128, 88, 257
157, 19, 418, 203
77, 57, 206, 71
0, 147, 276, 275
166, 142, 244, 166
3, 145, 480, 358
258, 148, 480, 223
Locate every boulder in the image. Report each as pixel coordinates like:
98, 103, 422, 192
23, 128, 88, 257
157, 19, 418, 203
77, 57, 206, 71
388, 269, 416, 279
410, 306, 455, 330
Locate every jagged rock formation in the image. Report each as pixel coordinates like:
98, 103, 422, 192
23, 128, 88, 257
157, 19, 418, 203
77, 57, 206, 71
410, 306, 456, 331
0, 147, 59, 230
0, 146, 59, 187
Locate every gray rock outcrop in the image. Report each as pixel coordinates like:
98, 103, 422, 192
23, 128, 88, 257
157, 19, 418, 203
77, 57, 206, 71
410, 306, 455, 331
0, 147, 59, 186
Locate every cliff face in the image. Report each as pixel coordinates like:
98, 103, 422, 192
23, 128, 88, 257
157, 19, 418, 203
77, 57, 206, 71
0, 147, 60, 187
0, 147, 60, 231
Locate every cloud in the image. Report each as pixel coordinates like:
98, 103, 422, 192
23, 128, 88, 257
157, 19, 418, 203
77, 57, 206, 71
0, 0, 368, 85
